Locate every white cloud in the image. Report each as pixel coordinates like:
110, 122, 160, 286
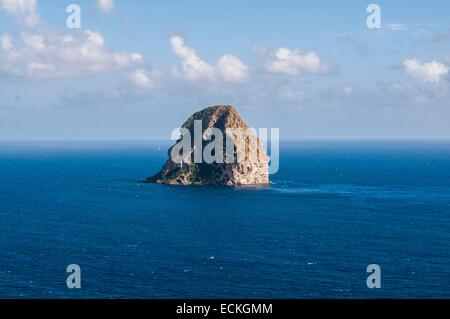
1, 0, 36, 14
1, 33, 14, 50
0, 0, 40, 27
170, 35, 249, 84
343, 85, 353, 95
385, 23, 407, 31
0, 3, 157, 89
265, 47, 328, 76
98, 0, 115, 12
27, 62, 55, 78
170, 36, 215, 82
62, 35, 75, 44
85, 30, 105, 48
388, 83, 415, 95
129, 69, 154, 89
22, 32, 45, 50
403, 58, 449, 84
217, 54, 249, 83
0, 30, 147, 80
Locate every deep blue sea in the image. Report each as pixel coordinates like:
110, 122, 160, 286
0, 141, 449, 298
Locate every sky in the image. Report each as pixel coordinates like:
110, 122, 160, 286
1, 0, 450, 140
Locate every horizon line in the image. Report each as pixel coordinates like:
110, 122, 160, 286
1, 138, 450, 142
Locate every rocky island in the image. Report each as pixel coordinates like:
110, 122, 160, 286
145, 105, 269, 186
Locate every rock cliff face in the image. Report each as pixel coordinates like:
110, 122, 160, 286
145, 105, 269, 186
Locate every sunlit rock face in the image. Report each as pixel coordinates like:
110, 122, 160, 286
145, 105, 269, 186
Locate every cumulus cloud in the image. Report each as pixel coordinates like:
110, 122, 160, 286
129, 69, 156, 89
217, 54, 249, 83
98, 0, 114, 12
0, 1, 157, 90
265, 47, 328, 76
85, 30, 105, 47
170, 36, 249, 84
403, 58, 449, 84
0, 0, 40, 27
0, 29, 146, 79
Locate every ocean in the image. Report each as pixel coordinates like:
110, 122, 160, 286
0, 141, 449, 298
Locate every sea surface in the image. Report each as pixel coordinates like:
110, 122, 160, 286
0, 141, 449, 298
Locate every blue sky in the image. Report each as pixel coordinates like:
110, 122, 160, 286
1, 0, 450, 140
